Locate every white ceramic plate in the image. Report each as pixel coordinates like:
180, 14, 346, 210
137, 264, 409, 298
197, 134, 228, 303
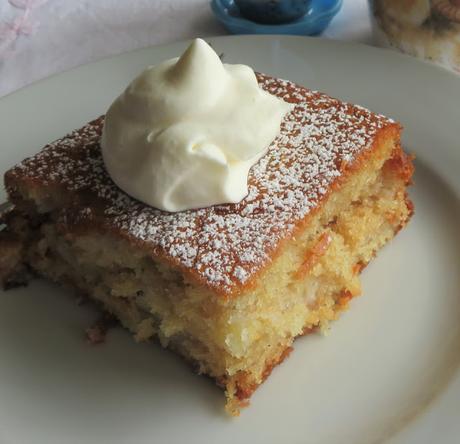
1, 36, 459, 444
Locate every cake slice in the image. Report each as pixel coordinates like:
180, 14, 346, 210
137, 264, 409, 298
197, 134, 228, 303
0, 73, 414, 415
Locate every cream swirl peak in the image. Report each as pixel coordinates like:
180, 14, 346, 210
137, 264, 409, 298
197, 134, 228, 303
101, 38, 292, 212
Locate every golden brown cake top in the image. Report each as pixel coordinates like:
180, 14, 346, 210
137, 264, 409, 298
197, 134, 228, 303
6, 74, 396, 296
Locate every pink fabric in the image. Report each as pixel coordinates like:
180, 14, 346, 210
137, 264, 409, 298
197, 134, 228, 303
0, 0, 47, 57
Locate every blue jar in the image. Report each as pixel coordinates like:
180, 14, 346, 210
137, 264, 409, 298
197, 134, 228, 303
234, 0, 311, 24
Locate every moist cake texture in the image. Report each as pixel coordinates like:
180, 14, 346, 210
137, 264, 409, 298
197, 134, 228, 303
0, 74, 414, 415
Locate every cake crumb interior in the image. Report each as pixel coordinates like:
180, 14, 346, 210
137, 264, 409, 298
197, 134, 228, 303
2, 136, 412, 415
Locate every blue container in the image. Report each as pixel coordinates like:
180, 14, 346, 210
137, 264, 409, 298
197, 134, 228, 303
211, 0, 342, 36
235, 0, 311, 25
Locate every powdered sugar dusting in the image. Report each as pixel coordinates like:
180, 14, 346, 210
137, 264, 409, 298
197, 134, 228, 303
7, 74, 394, 295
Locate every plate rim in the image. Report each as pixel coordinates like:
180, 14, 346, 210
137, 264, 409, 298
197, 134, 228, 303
2, 34, 460, 103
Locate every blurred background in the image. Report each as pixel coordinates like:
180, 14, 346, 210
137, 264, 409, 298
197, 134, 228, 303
0, 0, 458, 98
0, 1, 367, 97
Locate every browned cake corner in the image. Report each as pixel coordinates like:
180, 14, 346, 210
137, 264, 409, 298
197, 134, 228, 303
0, 74, 414, 415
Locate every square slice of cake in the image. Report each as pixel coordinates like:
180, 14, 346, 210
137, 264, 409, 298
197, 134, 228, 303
0, 74, 414, 415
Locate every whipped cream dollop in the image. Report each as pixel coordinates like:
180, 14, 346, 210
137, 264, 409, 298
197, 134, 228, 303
101, 38, 292, 212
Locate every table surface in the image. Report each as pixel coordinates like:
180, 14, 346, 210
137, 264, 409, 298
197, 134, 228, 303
0, 0, 370, 98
